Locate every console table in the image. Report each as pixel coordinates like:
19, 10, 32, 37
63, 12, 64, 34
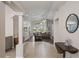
55, 42, 78, 58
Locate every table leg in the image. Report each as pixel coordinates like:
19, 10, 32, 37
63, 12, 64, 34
63, 52, 65, 58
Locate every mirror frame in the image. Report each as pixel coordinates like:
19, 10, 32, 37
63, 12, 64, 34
66, 13, 79, 33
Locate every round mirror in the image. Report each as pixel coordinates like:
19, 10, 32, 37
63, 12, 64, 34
66, 14, 79, 33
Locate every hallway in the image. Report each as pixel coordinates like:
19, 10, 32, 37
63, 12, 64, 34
0, 1, 79, 58
3, 1, 63, 58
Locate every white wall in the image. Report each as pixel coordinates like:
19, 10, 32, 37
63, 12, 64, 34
13, 15, 18, 38
0, 2, 5, 57
5, 5, 16, 36
23, 21, 31, 40
54, 1, 79, 57
23, 21, 30, 27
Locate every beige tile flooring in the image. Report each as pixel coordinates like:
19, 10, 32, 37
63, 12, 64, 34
5, 42, 63, 58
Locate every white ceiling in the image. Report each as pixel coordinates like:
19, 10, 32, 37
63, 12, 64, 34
13, 1, 66, 21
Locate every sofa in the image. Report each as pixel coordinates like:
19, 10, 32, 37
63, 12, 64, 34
34, 32, 54, 44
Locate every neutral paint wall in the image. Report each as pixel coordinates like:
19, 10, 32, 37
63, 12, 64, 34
54, 1, 79, 57
0, 2, 5, 57
46, 20, 53, 34
5, 5, 16, 36
23, 21, 31, 40
13, 15, 18, 38
23, 21, 30, 27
